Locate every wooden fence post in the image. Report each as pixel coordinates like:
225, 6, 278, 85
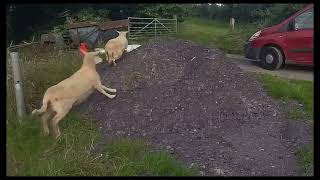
10, 51, 26, 119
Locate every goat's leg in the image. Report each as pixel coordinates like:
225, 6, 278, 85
101, 85, 117, 93
95, 85, 116, 99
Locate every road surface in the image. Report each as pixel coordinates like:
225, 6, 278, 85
226, 54, 313, 82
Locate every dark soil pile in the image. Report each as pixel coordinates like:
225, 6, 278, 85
76, 38, 312, 176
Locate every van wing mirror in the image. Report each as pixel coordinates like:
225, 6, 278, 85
287, 21, 295, 31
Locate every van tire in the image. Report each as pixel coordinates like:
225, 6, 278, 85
259, 46, 283, 70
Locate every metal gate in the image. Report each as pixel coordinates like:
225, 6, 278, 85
128, 17, 177, 40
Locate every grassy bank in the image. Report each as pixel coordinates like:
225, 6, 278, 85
6, 45, 197, 176
176, 18, 258, 54
257, 74, 313, 174
257, 74, 313, 120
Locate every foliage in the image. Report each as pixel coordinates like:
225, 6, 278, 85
71, 8, 110, 23
136, 4, 191, 22
49, 8, 111, 34
191, 3, 307, 28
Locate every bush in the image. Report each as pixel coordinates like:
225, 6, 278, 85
50, 8, 111, 34
71, 8, 110, 23
191, 4, 307, 28
137, 4, 191, 22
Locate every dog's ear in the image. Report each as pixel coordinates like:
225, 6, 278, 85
88, 51, 100, 56
94, 56, 103, 64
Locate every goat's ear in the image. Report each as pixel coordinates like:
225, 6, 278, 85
116, 30, 120, 34
123, 31, 128, 35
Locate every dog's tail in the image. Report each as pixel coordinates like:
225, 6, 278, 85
32, 95, 50, 115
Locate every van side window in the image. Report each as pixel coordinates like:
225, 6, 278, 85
294, 9, 314, 30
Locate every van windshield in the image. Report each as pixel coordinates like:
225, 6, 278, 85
267, 6, 304, 27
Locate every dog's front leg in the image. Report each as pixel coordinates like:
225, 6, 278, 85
101, 85, 117, 93
95, 85, 116, 99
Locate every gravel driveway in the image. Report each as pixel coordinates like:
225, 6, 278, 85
75, 38, 312, 176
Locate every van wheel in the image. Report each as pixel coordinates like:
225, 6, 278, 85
259, 46, 283, 70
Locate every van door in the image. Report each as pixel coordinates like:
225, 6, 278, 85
285, 8, 313, 65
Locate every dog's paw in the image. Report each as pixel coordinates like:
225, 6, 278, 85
109, 94, 116, 99
43, 128, 50, 135
109, 88, 117, 93
42, 130, 50, 136
54, 133, 61, 140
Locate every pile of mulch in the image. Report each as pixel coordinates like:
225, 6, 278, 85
75, 38, 312, 176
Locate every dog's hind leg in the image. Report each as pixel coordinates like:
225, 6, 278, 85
41, 111, 54, 135
51, 104, 72, 139
101, 85, 117, 93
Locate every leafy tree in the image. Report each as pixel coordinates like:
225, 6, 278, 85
191, 3, 307, 27
136, 4, 191, 22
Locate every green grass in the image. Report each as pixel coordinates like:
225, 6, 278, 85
6, 45, 197, 176
7, 113, 197, 176
296, 144, 314, 174
257, 74, 314, 120
287, 107, 304, 121
176, 18, 258, 54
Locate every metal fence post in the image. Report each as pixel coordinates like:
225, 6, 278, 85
174, 15, 178, 33
10, 51, 26, 119
154, 19, 157, 38
128, 17, 131, 42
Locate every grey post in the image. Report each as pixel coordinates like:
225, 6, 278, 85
174, 15, 178, 33
128, 17, 131, 42
154, 19, 157, 38
10, 51, 26, 118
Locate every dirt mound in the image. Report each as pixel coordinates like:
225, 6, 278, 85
76, 38, 312, 176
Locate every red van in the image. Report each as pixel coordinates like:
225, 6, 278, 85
244, 4, 314, 70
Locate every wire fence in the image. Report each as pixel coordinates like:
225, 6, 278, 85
128, 17, 177, 40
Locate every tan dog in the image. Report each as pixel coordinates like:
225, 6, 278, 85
105, 31, 128, 66
32, 51, 116, 139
